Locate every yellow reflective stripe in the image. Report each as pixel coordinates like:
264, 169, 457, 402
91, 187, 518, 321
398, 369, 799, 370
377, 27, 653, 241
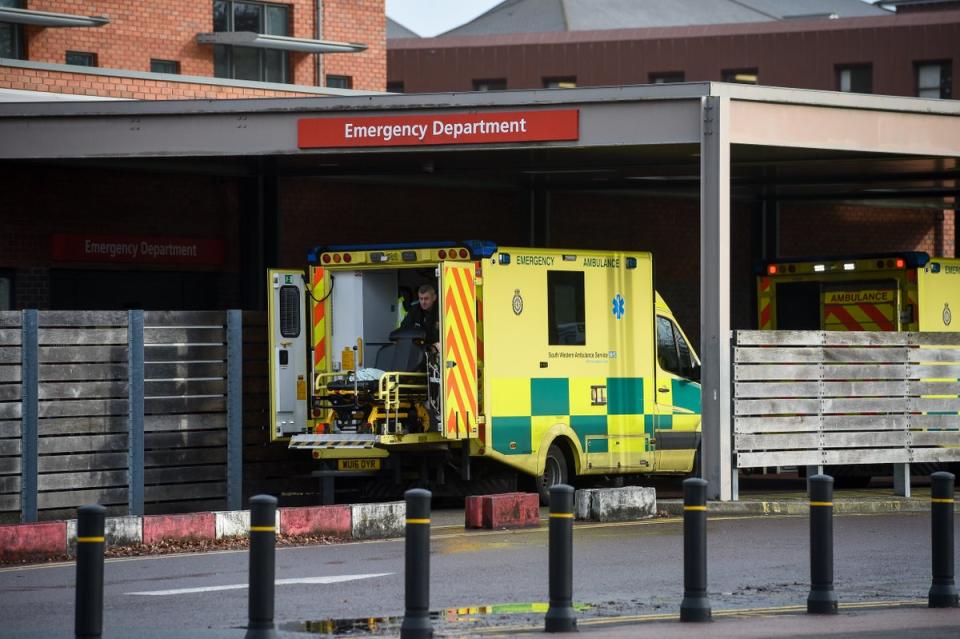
249, 526, 275, 532
683, 506, 706, 511
931, 498, 955, 504
809, 502, 833, 507
549, 513, 574, 519
76, 536, 104, 543
406, 518, 431, 525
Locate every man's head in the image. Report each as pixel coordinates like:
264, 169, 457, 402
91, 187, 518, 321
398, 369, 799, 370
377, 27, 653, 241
417, 283, 437, 311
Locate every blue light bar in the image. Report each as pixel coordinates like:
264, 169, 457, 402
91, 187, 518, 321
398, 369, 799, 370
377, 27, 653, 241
307, 240, 497, 263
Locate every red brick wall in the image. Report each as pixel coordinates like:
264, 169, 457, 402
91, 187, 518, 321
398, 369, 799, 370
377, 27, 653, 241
0, 166, 242, 309
277, 179, 528, 268
779, 204, 954, 258
0, 64, 322, 99
21, 0, 385, 91
322, 0, 386, 90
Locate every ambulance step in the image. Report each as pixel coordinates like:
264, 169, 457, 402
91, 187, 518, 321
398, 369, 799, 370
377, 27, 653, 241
289, 433, 378, 449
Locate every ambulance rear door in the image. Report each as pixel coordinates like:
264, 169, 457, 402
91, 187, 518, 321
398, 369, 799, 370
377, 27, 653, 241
440, 262, 479, 440
268, 269, 308, 441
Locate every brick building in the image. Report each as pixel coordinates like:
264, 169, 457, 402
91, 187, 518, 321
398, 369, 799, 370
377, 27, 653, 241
0, 0, 386, 100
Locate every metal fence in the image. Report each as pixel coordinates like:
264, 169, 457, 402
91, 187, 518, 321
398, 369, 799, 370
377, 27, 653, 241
733, 330, 960, 479
0, 310, 315, 524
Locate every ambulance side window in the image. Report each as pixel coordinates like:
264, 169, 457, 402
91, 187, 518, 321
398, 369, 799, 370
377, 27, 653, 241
656, 316, 680, 374
548, 271, 585, 345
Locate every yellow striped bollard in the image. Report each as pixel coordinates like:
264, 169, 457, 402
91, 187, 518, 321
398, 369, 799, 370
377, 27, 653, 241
401, 488, 433, 639
680, 478, 711, 622
246, 494, 277, 639
807, 474, 837, 614
75, 503, 106, 639
545, 484, 576, 633
928, 471, 958, 608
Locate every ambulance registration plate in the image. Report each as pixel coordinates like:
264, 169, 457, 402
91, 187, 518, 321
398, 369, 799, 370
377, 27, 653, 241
337, 459, 381, 471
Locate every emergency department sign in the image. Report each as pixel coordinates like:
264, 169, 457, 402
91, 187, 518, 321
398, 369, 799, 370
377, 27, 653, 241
298, 110, 579, 149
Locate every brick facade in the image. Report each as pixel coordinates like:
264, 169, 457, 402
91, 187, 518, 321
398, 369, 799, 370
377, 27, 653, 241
13, 0, 385, 96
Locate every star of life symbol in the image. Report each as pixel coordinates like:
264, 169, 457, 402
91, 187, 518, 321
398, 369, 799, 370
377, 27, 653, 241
612, 294, 625, 320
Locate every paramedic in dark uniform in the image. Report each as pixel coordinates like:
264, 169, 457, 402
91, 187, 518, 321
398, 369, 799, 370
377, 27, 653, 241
401, 283, 440, 351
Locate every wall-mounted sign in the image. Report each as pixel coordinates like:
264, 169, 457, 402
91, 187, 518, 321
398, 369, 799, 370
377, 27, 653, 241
50, 234, 225, 266
298, 109, 579, 149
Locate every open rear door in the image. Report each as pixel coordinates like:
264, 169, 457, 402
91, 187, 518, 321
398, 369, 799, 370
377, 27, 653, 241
268, 269, 308, 441
440, 262, 478, 440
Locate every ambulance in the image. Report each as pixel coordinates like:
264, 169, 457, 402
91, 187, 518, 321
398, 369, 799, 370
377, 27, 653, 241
269, 241, 701, 503
757, 253, 960, 332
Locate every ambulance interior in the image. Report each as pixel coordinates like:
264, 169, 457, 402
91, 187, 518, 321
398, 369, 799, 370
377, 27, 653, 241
322, 266, 442, 433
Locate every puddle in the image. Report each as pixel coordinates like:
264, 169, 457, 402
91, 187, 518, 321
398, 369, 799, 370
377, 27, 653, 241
284, 602, 592, 635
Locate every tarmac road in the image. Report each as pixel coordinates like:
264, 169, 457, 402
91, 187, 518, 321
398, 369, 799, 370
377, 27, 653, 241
0, 511, 957, 637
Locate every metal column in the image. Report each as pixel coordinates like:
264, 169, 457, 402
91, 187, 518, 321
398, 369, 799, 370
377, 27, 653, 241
700, 95, 733, 501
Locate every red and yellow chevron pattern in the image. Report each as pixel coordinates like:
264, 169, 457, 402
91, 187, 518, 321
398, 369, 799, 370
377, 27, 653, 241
442, 264, 478, 439
310, 266, 327, 373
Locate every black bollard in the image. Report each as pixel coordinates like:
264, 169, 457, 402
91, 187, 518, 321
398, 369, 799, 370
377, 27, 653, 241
680, 478, 711, 622
245, 495, 277, 639
75, 504, 106, 639
545, 484, 577, 633
928, 471, 958, 608
807, 474, 838, 614
401, 488, 433, 639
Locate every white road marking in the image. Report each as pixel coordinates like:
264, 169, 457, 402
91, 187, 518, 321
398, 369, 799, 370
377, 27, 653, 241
126, 572, 392, 596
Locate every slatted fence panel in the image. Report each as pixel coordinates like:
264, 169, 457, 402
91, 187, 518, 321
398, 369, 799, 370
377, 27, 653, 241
734, 331, 960, 469
36, 312, 129, 521
241, 312, 315, 502
0, 312, 21, 523
143, 311, 228, 514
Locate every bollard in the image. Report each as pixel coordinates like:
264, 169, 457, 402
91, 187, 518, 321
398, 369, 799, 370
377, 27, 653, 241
928, 471, 958, 608
545, 484, 577, 633
75, 504, 106, 639
245, 495, 278, 639
401, 488, 433, 639
680, 478, 711, 622
807, 474, 838, 614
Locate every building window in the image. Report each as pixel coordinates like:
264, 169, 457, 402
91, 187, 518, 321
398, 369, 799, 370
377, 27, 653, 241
386, 81, 404, 93
722, 68, 758, 84
473, 78, 507, 92
649, 71, 684, 84
0, 0, 25, 60
837, 64, 872, 93
213, 0, 289, 83
66, 51, 97, 67
151, 59, 180, 74
547, 271, 585, 346
916, 61, 952, 99
326, 74, 352, 89
543, 76, 576, 89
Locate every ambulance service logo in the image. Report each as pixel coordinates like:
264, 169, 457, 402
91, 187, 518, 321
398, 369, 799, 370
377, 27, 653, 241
512, 289, 524, 315
612, 293, 625, 320
944, 303, 952, 327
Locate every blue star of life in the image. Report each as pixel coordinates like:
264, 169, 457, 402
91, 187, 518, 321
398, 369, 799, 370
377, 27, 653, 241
612, 294, 625, 319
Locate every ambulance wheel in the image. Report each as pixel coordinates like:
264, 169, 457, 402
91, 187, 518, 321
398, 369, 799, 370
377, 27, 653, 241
538, 444, 568, 506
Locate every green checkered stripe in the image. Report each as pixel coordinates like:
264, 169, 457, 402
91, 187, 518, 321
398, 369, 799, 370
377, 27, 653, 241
490, 377, 701, 456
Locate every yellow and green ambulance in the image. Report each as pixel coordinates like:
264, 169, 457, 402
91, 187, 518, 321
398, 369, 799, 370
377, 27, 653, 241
269, 242, 701, 502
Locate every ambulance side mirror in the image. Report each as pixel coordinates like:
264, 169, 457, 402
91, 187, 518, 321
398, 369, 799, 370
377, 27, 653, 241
686, 362, 701, 383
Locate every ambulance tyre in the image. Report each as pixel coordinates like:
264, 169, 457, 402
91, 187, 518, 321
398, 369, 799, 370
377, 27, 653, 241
538, 444, 569, 506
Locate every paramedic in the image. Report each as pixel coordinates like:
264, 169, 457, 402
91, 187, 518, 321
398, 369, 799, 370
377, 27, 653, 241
401, 283, 440, 350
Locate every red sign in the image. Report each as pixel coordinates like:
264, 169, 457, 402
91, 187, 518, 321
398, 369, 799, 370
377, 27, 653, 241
51, 234, 225, 266
298, 109, 579, 149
